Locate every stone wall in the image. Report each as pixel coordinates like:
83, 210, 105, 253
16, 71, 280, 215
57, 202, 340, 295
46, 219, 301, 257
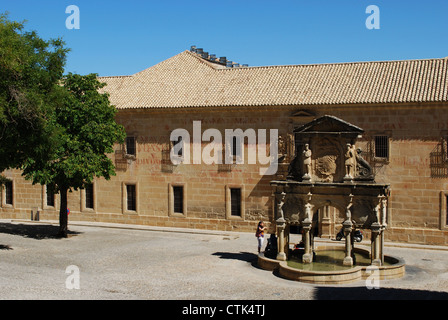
1, 103, 448, 244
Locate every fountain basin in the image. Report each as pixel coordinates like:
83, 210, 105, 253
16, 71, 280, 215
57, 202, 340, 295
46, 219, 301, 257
258, 245, 405, 285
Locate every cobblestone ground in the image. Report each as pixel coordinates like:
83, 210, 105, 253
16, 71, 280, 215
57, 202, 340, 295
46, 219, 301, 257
0, 220, 447, 300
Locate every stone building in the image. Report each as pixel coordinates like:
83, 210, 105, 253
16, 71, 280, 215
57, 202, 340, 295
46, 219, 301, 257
1, 48, 448, 245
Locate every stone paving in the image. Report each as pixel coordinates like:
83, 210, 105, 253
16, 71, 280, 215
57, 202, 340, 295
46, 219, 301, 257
0, 219, 447, 300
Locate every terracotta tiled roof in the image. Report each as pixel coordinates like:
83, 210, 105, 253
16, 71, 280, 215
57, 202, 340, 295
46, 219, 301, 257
99, 50, 448, 109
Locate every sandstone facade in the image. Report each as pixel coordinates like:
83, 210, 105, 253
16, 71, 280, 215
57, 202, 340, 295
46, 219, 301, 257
1, 50, 448, 245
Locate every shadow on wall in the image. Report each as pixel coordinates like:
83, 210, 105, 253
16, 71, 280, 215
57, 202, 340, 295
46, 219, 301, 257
314, 286, 448, 300
0, 222, 82, 240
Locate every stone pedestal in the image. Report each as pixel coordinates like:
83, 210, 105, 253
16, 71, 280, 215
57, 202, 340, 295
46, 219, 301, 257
371, 222, 382, 266
343, 220, 353, 266
320, 205, 332, 238
276, 218, 287, 261
302, 219, 313, 263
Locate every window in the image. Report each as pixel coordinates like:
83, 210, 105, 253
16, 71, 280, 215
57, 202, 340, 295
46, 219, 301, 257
169, 184, 186, 216
232, 136, 242, 158
173, 186, 184, 214
46, 186, 55, 207
126, 184, 136, 211
443, 135, 448, 162
230, 188, 242, 217
173, 136, 184, 158
125, 136, 136, 156
446, 195, 448, 227
5, 181, 13, 205
85, 183, 94, 209
374, 135, 389, 159
440, 191, 448, 230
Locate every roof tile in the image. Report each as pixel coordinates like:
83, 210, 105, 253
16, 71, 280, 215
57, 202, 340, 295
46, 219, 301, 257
99, 50, 448, 109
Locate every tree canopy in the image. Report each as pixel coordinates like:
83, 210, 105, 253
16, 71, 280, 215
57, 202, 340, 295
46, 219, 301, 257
1, 14, 126, 237
0, 13, 68, 173
23, 73, 126, 237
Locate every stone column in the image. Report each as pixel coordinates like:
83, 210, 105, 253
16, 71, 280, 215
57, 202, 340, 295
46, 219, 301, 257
276, 217, 287, 261
320, 205, 332, 239
371, 222, 382, 266
343, 220, 353, 266
302, 219, 313, 263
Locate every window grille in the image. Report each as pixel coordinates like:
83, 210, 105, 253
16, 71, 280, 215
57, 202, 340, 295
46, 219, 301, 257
374, 135, 389, 159
126, 137, 136, 156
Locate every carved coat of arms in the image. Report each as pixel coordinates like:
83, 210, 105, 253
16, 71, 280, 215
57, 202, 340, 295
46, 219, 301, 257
316, 155, 338, 182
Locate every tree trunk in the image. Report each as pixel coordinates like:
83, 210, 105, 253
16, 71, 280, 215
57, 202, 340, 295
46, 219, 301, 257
58, 188, 68, 238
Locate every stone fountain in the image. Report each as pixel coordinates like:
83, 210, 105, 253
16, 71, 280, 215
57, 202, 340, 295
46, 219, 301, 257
259, 115, 405, 284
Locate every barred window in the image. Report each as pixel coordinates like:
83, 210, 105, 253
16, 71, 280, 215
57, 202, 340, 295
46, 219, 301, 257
125, 136, 136, 156
374, 135, 389, 159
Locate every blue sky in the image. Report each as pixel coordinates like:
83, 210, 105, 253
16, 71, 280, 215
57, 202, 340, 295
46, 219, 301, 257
2, 0, 447, 76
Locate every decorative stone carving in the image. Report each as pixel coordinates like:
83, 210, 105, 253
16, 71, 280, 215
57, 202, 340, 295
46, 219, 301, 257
354, 147, 374, 181
316, 155, 338, 182
345, 194, 354, 221
302, 144, 312, 180
381, 197, 388, 226
344, 144, 356, 179
277, 192, 286, 220
272, 115, 390, 265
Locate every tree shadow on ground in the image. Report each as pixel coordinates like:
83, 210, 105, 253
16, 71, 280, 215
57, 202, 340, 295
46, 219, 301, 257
314, 286, 448, 300
0, 222, 81, 240
212, 251, 259, 268
212, 251, 257, 262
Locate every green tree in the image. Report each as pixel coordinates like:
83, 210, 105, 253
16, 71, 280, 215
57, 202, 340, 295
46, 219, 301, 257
0, 13, 68, 174
23, 73, 126, 237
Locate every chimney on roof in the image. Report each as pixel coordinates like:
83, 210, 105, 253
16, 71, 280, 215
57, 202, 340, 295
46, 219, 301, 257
189, 46, 248, 68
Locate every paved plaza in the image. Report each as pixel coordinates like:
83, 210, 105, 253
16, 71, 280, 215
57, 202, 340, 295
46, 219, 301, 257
0, 219, 448, 300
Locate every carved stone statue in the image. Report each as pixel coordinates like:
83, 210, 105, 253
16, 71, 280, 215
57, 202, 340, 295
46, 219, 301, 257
277, 192, 286, 219
302, 144, 312, 180
346, 194, 354, 221
344, 144, 356, 178
304, 202, 312, 221
381, 198, 388, 226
